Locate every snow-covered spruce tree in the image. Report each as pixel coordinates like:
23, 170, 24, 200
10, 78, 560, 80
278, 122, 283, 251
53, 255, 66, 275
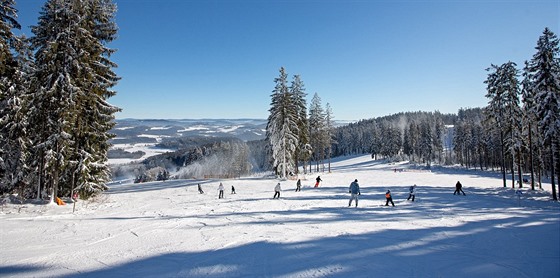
0, 36, 34, 197
266, 67, 299, 179
527, 28, 560, 200
308, 92, 328, 172
290, 74, 309, 175
484, 62, 519, 188
499, 62, 523, 188
29, 0, 79, 203
0, 0, 23, 194
29, 0, 120, 201
25, 1, 58, 201
66, 0, 120, 198
521, 61, 541, 190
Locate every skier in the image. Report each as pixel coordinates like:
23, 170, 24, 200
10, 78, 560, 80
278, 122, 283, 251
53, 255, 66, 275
385, 190, 395, 206
218, 182, 225, 199
407, 184, 417, 201
348, 179, 361, 207
231, 185, 236, 194
198, 183, 204, 194
315, 176, 322, 188
273, 183, 282, 199
454, 181, 466, 195
295, 179, 302, 192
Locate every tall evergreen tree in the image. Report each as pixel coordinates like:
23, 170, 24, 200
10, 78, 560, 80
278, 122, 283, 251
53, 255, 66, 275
266, 67, 299, 178
500, 62, 523, 188
290, 74, 309, 175
0, 0, 23, 194
28, 0, 120, 201
67, 0, 121, 197
521, 61, 540, 190
484, 62, 520, 188
29, 0, 79, 202
527, 28, 560, 200
0, 36, 34, 196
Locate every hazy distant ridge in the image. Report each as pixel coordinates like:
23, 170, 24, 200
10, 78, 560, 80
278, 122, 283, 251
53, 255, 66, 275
111, 118, 269, 143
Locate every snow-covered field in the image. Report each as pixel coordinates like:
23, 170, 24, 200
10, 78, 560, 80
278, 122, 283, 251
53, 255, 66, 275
1, 155, 559, 277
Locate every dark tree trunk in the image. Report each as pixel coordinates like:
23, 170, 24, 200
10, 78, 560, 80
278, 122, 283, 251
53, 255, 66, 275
528, 123, 535, 190
517, 151, 523, 188
500, 131, 507, 188
550, 142, 557, 201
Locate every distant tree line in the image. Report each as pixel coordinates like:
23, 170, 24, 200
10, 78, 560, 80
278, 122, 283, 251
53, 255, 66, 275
331, 111, 451, 167
108, 149, 145, 160
0, 0, 120, 201
111, 137, 252, 182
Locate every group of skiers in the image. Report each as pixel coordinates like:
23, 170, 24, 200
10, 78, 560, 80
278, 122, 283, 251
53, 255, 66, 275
294, 178, 464, 207
346, 179, 399, 207
195, 176, 323, 200
197, 177, 466, 205
287, 177, 415, 207
345, 181, 464, 207
197, 182, 235, 198
274, 176, 322, 199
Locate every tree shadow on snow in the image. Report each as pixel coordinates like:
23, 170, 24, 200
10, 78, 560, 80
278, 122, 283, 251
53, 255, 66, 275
328, 158, 387, 173
0, 265, 45, 277
54, 208, 559, 278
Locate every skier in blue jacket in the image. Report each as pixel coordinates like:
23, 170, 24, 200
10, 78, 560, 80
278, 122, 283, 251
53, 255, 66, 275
348, 179, 361, 207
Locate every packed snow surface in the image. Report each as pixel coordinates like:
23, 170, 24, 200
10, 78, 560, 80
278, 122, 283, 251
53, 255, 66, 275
1, 155, 559, 277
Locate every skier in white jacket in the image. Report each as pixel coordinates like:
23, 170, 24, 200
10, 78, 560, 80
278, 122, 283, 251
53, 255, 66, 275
348, 179, 361, 207
273, 183, 281, 199
218, 183, 225, 199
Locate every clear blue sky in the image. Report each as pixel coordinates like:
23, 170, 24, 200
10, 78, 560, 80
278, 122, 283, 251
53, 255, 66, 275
14, 0, 560, 121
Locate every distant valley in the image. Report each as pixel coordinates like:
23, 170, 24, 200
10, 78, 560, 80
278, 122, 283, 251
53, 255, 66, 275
108, 119, 268, 164
111, 118, 268, 144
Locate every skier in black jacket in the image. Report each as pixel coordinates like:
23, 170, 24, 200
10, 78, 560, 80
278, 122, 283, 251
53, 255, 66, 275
454, 181, 466, 196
